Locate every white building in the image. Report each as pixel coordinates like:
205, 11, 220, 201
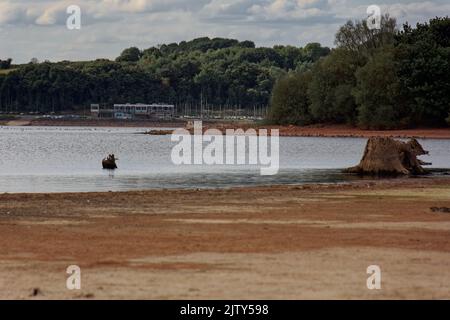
91, 103, 175, 120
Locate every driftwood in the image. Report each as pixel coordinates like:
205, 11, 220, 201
102, 159, 117, 170
143, 130, 173, 136
102, 155, 118, 170
345, 137, 431, 175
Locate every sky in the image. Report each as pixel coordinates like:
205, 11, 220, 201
0, 0, 448, 63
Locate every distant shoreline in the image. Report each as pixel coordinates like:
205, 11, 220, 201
1, 118, 187, 129
2, 118, 450, 139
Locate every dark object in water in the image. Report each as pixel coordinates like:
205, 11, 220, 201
344, 137, 431, 176
431, 207, 450, 213
31, 288, 43, 297
102, 154, 118, 170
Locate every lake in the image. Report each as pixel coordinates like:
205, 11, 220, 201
0, 126, 449, 193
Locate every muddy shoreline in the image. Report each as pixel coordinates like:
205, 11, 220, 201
1, 177, 450, 299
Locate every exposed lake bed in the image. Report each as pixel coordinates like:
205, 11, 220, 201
1, 125, 450, 299
1, 178, 450, 299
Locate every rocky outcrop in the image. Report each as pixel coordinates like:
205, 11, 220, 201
345, 137, 431, 175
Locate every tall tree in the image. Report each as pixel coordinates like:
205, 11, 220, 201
116, 47, 142, 63
269, 71, 312, 125
307, 48, 363, 124
335, 14, 397, 58
0, 58, 12, 70
395, 17, 450, 126
353, 47, 407, 129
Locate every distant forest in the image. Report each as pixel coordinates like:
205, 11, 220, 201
0, 38, 329, 115
0, 16, 449, 129
270, 16, 450, 129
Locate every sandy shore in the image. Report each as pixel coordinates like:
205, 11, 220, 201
196, 123, 450, 139
1, 118, 186, 128
1, 120, 33, 126
1, 178, 450, 300
276, 125, 450, 139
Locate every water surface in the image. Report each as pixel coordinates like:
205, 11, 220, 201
0, 126, 448, 193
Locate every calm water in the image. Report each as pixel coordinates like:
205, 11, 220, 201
0, 126, 449, 193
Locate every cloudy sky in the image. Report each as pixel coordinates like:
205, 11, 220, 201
0, 0, 448, 63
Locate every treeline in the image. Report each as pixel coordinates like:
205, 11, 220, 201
0, 37, 330, 114
269, 16, 450, 129
0, 59, 12, 70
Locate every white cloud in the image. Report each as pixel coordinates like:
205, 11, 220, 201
0, 0, 447, 63
387, 1, 450, 21
35, 2, 69, 25
248, 0, 331, 22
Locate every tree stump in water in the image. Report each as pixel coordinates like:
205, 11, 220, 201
345, 137, 431, 175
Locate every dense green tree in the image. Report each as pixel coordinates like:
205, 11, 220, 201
307, 48, 363, 124
269, 71, 312, 125
0, 59, 12, 70
116, 47, 142, 62
270, 16, 449, 129
303, 43, 331, 62
353, 47, 407, 129
335, 14, 397, 58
